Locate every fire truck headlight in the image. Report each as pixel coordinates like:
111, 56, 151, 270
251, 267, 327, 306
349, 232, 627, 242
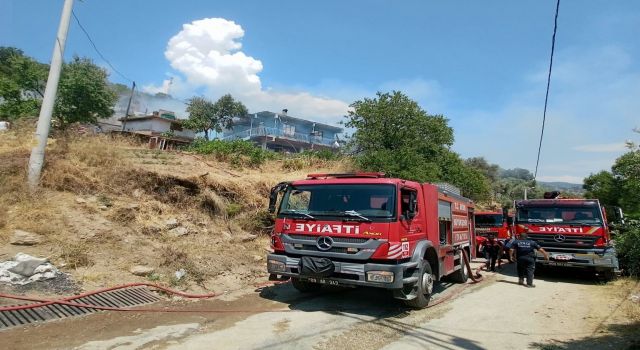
366, 271, 394, 283
267, 260, 286, 272
594, 258, 612, 265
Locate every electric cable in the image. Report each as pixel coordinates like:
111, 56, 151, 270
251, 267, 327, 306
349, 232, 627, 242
71, 10, 134, 83
534, 0, 561, 180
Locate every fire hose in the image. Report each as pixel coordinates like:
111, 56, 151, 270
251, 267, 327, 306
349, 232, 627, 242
0, 254, 483, 314
461, 248, 484, 283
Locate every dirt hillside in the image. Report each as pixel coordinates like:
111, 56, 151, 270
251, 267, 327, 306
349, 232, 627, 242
0, 123, 349, 295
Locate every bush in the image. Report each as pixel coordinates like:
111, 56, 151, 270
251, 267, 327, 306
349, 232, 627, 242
300, 149, 341, 161
616, 220, 640, 276
188, 139, 275, 167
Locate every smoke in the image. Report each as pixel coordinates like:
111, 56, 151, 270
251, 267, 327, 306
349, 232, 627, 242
144, 18, 349, 125
114, 91, 187, 118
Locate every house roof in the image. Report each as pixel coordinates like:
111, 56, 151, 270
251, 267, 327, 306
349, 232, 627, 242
118, 114, 184, 124
255, 111, 343, 132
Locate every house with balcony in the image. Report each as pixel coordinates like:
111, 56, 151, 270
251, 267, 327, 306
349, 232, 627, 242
118, 110, 196, 150
222, 110, 343, 152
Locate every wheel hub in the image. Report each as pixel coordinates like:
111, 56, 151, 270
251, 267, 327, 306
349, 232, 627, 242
422, 271, 434, 294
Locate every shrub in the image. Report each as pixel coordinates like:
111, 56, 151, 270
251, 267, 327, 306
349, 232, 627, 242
189, 139, 274, 167
615, 220, 640, 276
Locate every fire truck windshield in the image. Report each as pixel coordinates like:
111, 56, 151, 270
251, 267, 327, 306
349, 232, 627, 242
475, 214, 503, 227
279, 184, 396, 220
516, 206, 603, 225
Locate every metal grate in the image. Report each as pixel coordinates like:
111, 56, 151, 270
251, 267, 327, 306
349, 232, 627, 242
0, 286, 160, 331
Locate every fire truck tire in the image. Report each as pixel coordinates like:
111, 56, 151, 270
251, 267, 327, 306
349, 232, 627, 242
403, 261, 434, 309
450, 254, 469, 283
291, 278, 321, 293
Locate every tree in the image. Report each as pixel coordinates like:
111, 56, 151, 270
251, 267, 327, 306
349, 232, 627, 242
0, 47, 48, 119
465, 157, 500, 182
344, 91, 491, 201
583, 130, 640, 218
184, 94, 247, 140
53, 57, 117, 129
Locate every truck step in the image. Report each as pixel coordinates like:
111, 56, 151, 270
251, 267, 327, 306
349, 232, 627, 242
403, 277, 419, 284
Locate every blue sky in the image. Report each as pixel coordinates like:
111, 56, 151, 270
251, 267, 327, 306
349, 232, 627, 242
2, 0, 639, 183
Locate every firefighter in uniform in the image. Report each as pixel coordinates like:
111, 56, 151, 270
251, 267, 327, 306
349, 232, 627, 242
482, 235, 501, 272
510, 233, 549, 287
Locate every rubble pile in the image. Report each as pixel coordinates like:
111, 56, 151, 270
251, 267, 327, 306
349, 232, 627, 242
0, 253, 63, 285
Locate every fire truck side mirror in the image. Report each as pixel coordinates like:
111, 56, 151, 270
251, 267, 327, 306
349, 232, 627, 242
613, 206, 625, 225
502, 207, 509, 222
268, 182, 290, 214
407, 192, 418, 220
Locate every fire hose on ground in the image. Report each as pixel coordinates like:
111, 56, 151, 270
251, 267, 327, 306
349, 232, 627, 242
0, 252, 486, 314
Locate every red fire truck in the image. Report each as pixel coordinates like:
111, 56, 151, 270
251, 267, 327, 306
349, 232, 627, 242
514, 195, 619, 279
475, 210, 513, 251
267, 173, 475, 308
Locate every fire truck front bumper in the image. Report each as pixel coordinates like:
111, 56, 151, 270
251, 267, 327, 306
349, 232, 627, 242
535, 248, 619, 270
267, 253, 416, 290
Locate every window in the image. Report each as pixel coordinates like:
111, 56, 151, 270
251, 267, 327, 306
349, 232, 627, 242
400, 188, 417, 219
279, 184, 396, 219
170, 123, 183, 132
283, 124, 295, 137
516, 206, 603, 224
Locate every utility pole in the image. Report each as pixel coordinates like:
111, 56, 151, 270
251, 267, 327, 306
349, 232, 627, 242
121, 81, 136, 131
27, 0, 75, 189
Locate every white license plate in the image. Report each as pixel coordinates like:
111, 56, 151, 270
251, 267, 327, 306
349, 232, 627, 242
553, 254, 573, 261
306, 277, 339, 286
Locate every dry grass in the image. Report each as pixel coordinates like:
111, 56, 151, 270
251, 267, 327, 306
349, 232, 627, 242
0, 122, 350, 292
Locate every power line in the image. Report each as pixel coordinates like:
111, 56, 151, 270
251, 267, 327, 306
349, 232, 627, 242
534, 0, 560, 180
71, 10, 134, 83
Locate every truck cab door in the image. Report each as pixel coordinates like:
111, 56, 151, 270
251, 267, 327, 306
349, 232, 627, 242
398, 186, 423, 259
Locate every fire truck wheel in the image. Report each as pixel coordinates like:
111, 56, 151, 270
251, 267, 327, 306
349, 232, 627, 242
451, 254, 469, 283
403, 261, 434, 309
291, 278, 321, 293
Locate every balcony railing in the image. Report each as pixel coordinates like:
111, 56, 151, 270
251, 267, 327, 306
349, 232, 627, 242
223, 127, 337, 146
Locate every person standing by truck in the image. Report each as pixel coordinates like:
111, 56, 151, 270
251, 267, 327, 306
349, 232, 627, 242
510, 233, 549, 287
482, 235, 501, 272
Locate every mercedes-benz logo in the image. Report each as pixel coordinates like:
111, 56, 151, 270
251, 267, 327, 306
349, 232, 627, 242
316, 236, 334, 251
553, 234, 566, 242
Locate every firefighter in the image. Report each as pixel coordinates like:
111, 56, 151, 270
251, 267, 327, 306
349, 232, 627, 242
482, 235, 500, 272
510, 232, 549, 287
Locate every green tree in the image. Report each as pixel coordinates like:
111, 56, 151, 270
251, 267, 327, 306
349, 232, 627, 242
53, 57, 117, 129
345, 91, 491, 201
0, 47, 48, 119
583, 130, 640, 218
464, 157, 500, 182
184, 94, 247, 140
583, 171, 620, 207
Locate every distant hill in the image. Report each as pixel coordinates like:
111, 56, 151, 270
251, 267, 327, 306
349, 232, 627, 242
538, 181, 585, 194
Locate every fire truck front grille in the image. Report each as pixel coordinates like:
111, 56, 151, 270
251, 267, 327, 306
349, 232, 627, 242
527, 233, 599, 249
287, 234, 371, 244
299, 245, 349, 254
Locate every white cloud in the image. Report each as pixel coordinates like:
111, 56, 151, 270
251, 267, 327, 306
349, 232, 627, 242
573, 143, 628, 153
147, 18, 349, 125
